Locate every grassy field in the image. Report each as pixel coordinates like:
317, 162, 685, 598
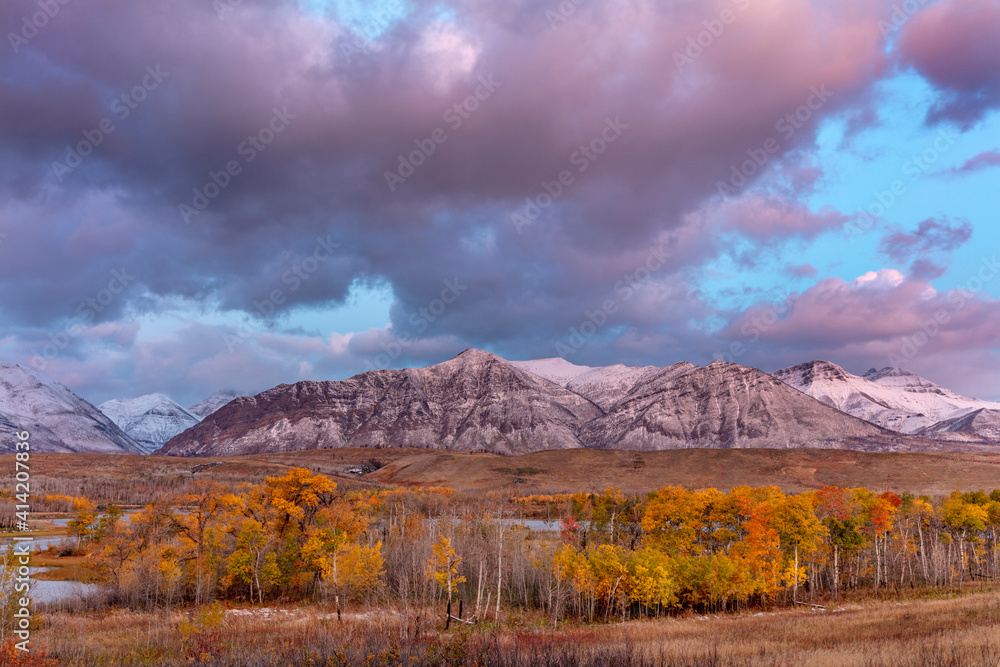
368, 447, 1000, 493
8, 448, 1000, 666
30, 588, 1000, 666
6, 447, 1000, 496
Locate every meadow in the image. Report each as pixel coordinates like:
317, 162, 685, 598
2, 448, 1000, 666
13, 588, 1000, 666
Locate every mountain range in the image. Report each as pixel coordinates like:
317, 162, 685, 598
158, 350, 976, 457
0, 368, 245, 454
0, 363, 146, 454
4, 352, 999, 456
98, 394, 202, 453
158, 350, 602, 456
773, 360, 1000, 441
95, 390, 249, 451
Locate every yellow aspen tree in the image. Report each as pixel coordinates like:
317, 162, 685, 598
173, 481, 240, 604
427, 535, 466, 601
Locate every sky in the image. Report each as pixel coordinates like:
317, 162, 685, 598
1, 0, 999, 406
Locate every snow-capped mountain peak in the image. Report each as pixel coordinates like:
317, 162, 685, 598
510, 357, 674, 409
508, 357, 596, 386
0, 363, 145, 454
774, 360, 1000, 437
188, 389, 246, 418
99, 393, 201, 453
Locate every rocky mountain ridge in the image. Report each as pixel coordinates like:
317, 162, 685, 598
158, 350, 602, 456
159, 351, 919, 457
772, 360, 1000, 441
188, 390, 247, 418
0, 363, 146, 454
98, 394, 202, 453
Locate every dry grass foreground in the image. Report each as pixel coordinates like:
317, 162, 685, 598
31, 589, 1000, 666
6, 447, 1000, 494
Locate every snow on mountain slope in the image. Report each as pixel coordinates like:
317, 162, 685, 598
863, 366, 991, 402
99, 394, 201, 453
567, 364, 683, 410
581, 361, 889, 450
508, 358, 596, 386
918, 408, 1000, 441
510, 357, 682, 410
614, 362, 700, 404
189, 390, 246, 418
0, 363, 146, 454
773, 361, 1000, 435
159, 349, 603, 457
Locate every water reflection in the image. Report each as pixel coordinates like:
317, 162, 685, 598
29, 568, 103, 604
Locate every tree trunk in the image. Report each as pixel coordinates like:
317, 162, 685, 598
495, 522, 505, 623
793, 545, 799, 603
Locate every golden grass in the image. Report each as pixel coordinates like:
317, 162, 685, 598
32, 564, 99, 582
368, 447, 1000, 494
7, 448, 1000, 496
30, 554, 87, 568
1, 528, 66, 539
585, 591, 1000, 665
31, 590, 1000, 666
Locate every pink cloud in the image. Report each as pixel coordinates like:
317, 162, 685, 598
896, 0, 1000, 127
79, 321, 140, 346
947, 150, 1000, 174
877, 217, 973, 263
723, 267, 1000, 386
786, 263, 818, 278
711, 193, 849, 240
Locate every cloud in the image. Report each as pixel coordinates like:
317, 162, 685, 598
0, 0, 889, 333
718, 266, 1000, 393
877, 217, 973, 270
710, 192, 849, 241
785, 263, 818, 279
6, 0, 999, 401
896, 0, 1000, 128
946, 149, 1000, 175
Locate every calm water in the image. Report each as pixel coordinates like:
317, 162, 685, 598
0, 535, 65, 551
1, 516, 120, 603
28, 568, 103, 604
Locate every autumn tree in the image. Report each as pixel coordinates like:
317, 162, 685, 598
427, 535, 466, 626
172, 480, 240, 603
224, 518, 278, 604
